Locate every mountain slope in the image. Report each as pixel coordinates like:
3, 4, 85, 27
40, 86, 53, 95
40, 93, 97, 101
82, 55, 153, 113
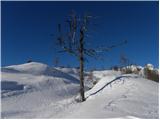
1, 62, 81, 118
1, 62, 159, 118
64, 74, 158, 119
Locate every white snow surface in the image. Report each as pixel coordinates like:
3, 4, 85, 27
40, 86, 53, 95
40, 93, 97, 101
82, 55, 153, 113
1, 62, 159, 118
145, 64, 154, 70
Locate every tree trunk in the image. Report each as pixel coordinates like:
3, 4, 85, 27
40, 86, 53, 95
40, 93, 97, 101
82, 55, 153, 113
79, 29, 85, 102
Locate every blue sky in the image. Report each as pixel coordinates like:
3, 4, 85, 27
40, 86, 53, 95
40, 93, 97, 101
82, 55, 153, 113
1, 1, 159, 69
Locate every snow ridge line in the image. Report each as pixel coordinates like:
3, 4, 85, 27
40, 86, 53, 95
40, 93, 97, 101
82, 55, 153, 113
86, 75, 133, 99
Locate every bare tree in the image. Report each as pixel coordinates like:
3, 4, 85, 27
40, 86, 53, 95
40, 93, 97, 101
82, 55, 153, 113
56, 11, 127, 102
88, 70, 94, 83
120, 54, 129, 67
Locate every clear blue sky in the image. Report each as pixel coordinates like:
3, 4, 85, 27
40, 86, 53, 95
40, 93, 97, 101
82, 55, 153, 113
1, 1, 159, 70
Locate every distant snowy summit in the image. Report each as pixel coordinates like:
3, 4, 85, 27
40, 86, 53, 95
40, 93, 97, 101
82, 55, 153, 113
2, 62, 49, 75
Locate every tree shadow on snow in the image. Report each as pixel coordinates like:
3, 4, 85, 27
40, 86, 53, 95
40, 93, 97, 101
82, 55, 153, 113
44, 68, 80, 84
86, 75, 138, 99
1, 68, 22, 74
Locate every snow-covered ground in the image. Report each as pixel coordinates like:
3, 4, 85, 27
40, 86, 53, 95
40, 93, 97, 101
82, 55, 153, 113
1, 62, 159, 118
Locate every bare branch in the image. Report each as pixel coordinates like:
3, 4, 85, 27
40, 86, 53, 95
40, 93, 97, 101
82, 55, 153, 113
88, 40, 127, 53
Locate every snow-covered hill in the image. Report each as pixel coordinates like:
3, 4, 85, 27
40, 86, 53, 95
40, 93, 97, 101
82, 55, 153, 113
1, 62, 159, 118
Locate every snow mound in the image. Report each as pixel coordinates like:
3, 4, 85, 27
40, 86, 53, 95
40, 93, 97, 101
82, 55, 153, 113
2, 62, 80, 84
66, 74, 158, 119
3, 62, 49, 75
1, 62, 82, 118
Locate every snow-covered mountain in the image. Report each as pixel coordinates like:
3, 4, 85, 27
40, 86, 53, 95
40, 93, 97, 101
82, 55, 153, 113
1, 62, 159, 118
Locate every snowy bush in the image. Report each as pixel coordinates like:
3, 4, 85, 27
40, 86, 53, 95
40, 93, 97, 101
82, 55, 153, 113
121, 65, 139, 74
145, 64, 154, 70
93, 80, 98, 85
144, 64, 159, 82
124, 68, 133, 74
